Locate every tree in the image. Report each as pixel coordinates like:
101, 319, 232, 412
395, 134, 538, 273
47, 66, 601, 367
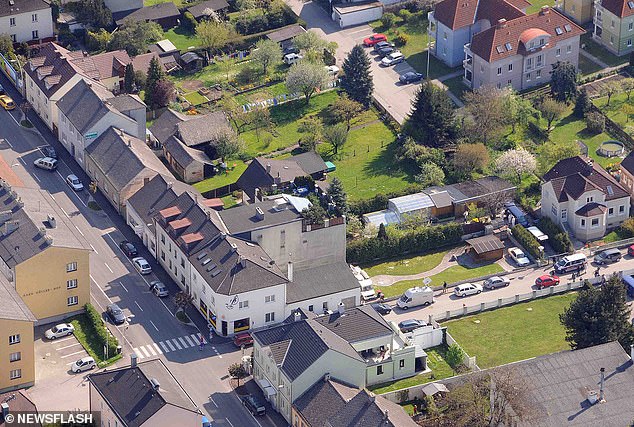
0, 34, 14, 57
197, 21, 234, 55
346, 214, 363, 238
213, 129, 244, 163
415, 162, 445, 187
173, 291, 194, 312
377, 223, 388, 239
286, 61, 328, 105
560, 276, 634, 350
380, 12, 396, 29
124, 64, 135, 93
294, 31, 328, 62
228, 363, 248, 387
550, 61, 578, 103
445, 344, 464, 371
108, 21, 163, 56
495, 149, 536, 184
148, 79, 176, 109
585, 110, 605, 133
404, 80, 458, 147
327, 177, 347, 217
324, 123, 348, 155
134, 70, 147, 91
504, 92, 536, 133
603, 80, 621, 107
301, 203, 327, 226
340, 45, 374, 107
623, 103, 634, 122
537, 140, 580, 175
67, 0, 112, 28
144, 57, 165, 109
622, 77, 634, 101
249, 106, 273, 143
463, 85, 508, 144
331, 95, 363, 131
453, 143, 489, 178
251, 39, 282, 75
219, 94, 249, 134
573, 87, 590, 118
297, 116, 323, 151
535, 97, 566, 131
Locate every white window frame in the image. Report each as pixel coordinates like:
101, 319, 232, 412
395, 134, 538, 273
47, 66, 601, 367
66, 262, 77, 272
10, 369, 21, 380
9, 334, 20, 345
67, 279, 78, 289
265, 312, 275, 323
239, 300, 249, 309
67, 296, 78, 306
9, 352, 20, 362
591, 218, 600, 228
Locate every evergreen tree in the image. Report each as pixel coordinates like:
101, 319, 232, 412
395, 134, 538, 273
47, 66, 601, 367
340, 45, 374, 108
560, 276, 634, 351
124, 63, 135, 94
377, 223, 388, 240
573, 87, 590, 118
144, 57, 165, 110
404, 80, 458, 147
550, 61, 578, 103
327, 177, 347, 217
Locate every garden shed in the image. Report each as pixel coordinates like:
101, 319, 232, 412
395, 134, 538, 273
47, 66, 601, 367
465, 235, 505, 261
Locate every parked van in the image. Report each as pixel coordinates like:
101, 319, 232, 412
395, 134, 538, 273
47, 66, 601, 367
283, 53, 303, 65
397, 286, 434, 310
622, 274, 634, 298
505, 202, 529, 227
359, 279, 376, 301
593, 248, 622, 265
33, 157, 58, 171
554, 253, 587, 274
527, 226, 548, 242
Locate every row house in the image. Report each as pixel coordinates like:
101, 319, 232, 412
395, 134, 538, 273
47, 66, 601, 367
0, 0, 54, 46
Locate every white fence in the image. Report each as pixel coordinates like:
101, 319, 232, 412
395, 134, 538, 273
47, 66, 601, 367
446, 331, 477, 370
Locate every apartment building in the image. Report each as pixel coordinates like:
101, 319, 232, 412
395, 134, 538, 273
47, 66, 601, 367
593, 0, 634, 55
557, 0, 595, 24
463, 6, 585, 91
542, 156, 630, 241
0, 0, 54, 45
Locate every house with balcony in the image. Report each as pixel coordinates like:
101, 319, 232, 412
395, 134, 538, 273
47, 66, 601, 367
592, 0, 634, 55
463, 6, 584, 91
0, 0, 54, 46
252, 306, 420, 424
542, 156, 630, 241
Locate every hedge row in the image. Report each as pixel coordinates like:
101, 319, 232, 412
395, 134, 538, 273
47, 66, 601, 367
349, 185, 421, 216
537, 217, 573, 254
511, 225, 542, 260
346, 222, 463, 264
85, 303, 119, 356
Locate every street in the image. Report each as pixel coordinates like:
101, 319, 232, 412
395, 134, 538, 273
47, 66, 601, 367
0, 73, 284, 427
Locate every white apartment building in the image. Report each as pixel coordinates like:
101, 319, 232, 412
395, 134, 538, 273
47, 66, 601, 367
0, 0, 54, 45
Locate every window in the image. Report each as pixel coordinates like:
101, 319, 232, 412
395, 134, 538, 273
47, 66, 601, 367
536, 70, 542, 78
505, 42, 512, 51
567, 45, 572, 53
9, 335, 20, 345
238, 300, 249, 309
67, 279, 77, 289
580, 219, 586, 228
591, 218, 600, 227
556, 48, 561, 56
526, 73, 531, 81
180, 258, 185, 268
630, 22, 633, 30
9, 18, 15, 26
571, 4, 575, 11
555, 27, 563, 35
609, 207, 614, 216
480, 65, 484, 73
527, 57, 532, 67
620, 205, 626, 213
443, 31, 447, 40
265, 312, 275, 323
10, 369, 21, 380
265, 295, 275, 303
377, 365, 384, 375
612, 35, 616, 45
561, 209, 567, 219
539, 38, 545, 45
497, 67, 502, 75
32, 30, 38, 40
612, 19, 616, 28
308, 305, 314, 312
66, 262, 77, 272
629, 39, 633, 47
9, 352, 20, 362
508, 63, 513, 71
161, 250, 165, 261
551, 204, 557, 216
586, 197, 594, 203
32, 13, 38, 22
496, 82, 502, 89
322, 302, 328, 312
68, 296, 78, 306
161, 234, 165, 244
280, 230, 285, 249
508, 79, 512, 85
399, 359, 405, 368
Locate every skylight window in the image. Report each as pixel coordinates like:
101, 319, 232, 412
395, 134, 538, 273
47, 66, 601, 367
211, 269, 222, 277
628, 1, 634, 9
505, 42, 513, 51
205, 263, 217, 272
202, 258, 212, 266
496, 45, 504, 54
564, 24, 572, 32
607, 185, 614, 196
555, 27, 563, 35
196, 252, 207, 260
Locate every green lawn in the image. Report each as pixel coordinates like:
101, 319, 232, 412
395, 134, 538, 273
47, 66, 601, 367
526, 0, 554, 13
362, 249, 448, 277
443, 75, 468, 102
234, 80, 289, 106
594, 92, 634, 143
69, 314, 122, 367
164, 27, 201, 51
192, 160, 248, 193
183, 91, 208, 106
368, 346, 455, 394
170, 58, 244, 90
444, 293, 575, 368
578, 53, 603, 76
581, 33, 628, 67
384, 263, 504, 298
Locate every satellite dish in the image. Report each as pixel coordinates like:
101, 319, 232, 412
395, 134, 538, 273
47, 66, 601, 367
423, 277, 431, 285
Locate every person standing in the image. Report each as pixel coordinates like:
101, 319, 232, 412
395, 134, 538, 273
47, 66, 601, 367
199, 335, 204, 351
443, 281, 447, 294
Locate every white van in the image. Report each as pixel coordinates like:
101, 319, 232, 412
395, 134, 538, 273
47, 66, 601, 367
359, 279, 376, 301
554, 253, 587, 274
397, 286, 434, 310
283, 53, 303, 65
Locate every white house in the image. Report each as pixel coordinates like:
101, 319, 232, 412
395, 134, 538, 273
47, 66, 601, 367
0, 0, 54, 45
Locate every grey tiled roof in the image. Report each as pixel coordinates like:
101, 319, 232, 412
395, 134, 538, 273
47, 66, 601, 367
56, 79, 117, 134
26, 43, 86, 99
266, 24, 307, 43
149, 108, 190, 144
164, 136, 212, 169
108, 94, 146, 112
126, 175, 194, 229
312, 304, 392, 343
116, 2, 180, 26
291, 151, 328, 175
0, 274, 35, 322
176, 111, 230, 147
187, 0, 229, 18
217, 198, 303, 235
0, 0, 50, 17
286, 262, 360, 304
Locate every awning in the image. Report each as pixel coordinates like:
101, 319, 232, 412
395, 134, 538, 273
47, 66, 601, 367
258, 378, 272, 389
264, 386, 277, 397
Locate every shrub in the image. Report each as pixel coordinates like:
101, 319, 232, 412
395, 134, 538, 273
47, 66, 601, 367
537, 217, 573, 254
398, 9, 412, 22
84, 303, 119, 357
182, 11, 198, 32
585, 111, 605, 134
394, 34, 409, 47
617, 217, 634, 239
511, 225, 542, 260
380, 12, 397, 29
445, 344, 464, 370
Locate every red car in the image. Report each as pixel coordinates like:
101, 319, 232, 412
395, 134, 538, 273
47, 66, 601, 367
363, 34, 387, 47
233, 332, 253, 348
628, 244, 634, 257
535, 274, 560, 289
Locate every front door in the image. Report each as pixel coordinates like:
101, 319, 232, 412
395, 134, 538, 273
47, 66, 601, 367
561, 209, 568, 223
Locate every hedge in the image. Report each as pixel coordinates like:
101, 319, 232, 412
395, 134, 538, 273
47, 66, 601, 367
511, 225, 542, 260
349, 185, 421, 216
84, 303, 119, 357
346, 222, 463, 264
537, 217, 573, 254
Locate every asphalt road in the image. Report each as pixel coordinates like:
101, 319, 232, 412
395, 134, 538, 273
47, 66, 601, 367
0, 73, 285, 427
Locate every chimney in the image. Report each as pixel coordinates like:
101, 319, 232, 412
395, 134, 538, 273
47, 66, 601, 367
150, 378, 160, 391
266, 164, 271, 174
1, 402, 8, 419
293, 310, 302, 322
238, 256, 246, 268
599, 367, 606, 403
2, 221, 19, 237
130, 353, 138, 368
497, 18, 507, 28
383, 410, 389, 421
167, 181, 173, 189
144, 177, 150, 186
337, 302, 345, 315
287, 261, 293, 282
255, 206, 265, 220
230, 242, 237, 252
540, 5, 549, 14
323, 373, 331, 382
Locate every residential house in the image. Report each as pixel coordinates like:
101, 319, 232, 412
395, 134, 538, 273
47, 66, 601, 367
69, 50, 131, 93
236, 152, 329, 203
266, 24, 307, 49
541, 156, 630, 241
292, 377, 417, 427
556, 0, 595, 24
104, 0, 143, 16
252, 307, 420, 423
131, 52, 175, 76
186, 0, 230, 21
618, 150, 634, 202
88, 358, 203, 427
593, 0, 634, 55
464, 6, 585, 91
115, 2, 181, 29
0, 0, 54, 46
56, 79, 146, 166
84, 128, 174, 215
163, 135, 214, 184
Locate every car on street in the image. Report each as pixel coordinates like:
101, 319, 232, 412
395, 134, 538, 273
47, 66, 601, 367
593, 248, 622, 265
71, 356, 96, 373
233, 332, 254, 347
535, 274, 560, 289
399, 72, 424, 84
42, 146, 57, 159
149, 280, 169, 297
33, 157, 58, 171
242, 394, 266, 416
380, 51, 404, 67
0, 94, 15, 110
454, 283, 483, 297
106, 303, 126, 325
371, 302, 392, 315
363, 33, 387, 47
45, 323, 75, 340
483, 276, 510, 290
66, 174, 84, 191
132, 257, 151, 275
508, 247, 530, 267
119, 240, 138, 258
398, 319, 426, 333
373, 41, 394, 52
325, 65, 340, 76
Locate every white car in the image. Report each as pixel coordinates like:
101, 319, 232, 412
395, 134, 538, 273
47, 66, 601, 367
380, 51, 404, 67
283, 53, 303, 65
45, 323, 75, 339
508, 247, 530, 267
483, 276, 510, 290
454, 283, 483, 297
325, 65, 340, 76
71, 356, 96, 373
66, 174, 84, 191
132, 257, 151, 275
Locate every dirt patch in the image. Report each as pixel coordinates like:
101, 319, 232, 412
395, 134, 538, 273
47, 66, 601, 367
181, 80, 205, 92
583, 72, 628, 98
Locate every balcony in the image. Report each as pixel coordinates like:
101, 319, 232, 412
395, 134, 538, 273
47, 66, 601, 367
463, 57, 473, 69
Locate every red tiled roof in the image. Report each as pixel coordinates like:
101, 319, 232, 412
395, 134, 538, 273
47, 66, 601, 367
575, 202, 607, 217
181, 232, 204, 244
26, 43, 86, 98
600, 0, 634, 18
519, 27, 550, 44
159, 205, 181, 219
470, 7, 585, 62
169, 218, 192, 230
71, 50, 131, 81
434, 0, 529, 30
204, 198, 224, 208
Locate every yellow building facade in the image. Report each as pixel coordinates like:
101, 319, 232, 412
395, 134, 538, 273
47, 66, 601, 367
0, 318, 35, 393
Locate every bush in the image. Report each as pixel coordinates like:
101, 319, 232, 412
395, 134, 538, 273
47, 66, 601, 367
537, 217, 573, 254
182, 11, 198, 32
84, 303, 119, 357
380, 12, 397, 29
394, 34, 409, 47
234, 2, 297, 35
585, 111, 605, 134
617, 217, 634, 239
511, 225, 542, 260
445, 344, 464, 370
398, 9, 412, 22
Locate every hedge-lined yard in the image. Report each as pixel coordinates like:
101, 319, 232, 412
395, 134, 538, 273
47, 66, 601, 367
69, 304, 121, 367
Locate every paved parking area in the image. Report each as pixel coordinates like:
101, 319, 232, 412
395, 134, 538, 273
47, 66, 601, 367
34, 325, 89, 381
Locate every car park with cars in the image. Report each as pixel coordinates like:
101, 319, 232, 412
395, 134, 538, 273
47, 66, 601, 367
483, 276, 510, 290
132, 257, 151, 274
399, 72, 423, 84
45, 323, 75, 340
535, 274, 560, 289
454, 283, 483, 297
380, 51, 404, 67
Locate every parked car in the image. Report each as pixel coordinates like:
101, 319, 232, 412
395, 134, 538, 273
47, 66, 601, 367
325, 65, 340, 76
398, 319, 426, 333
132, 257, 151, 275
505, 202, 529, 227
554, 253, 587, 274
377, 46, 396, 57
0, 94, 15, 110
399, 72, 424, 84
71, 356, 96, 373
282, 45, 299, 56
149, 280, 168, 297
66, 174, 84, 191
233, 332, 254, 348
453, 283, 483, 297
363, 33, 387, 46
106, 303, 126, 325
45, 323, 75, 340
483, 276, 510, 290
594, 248, 622, 265
42, 146, 57, 159
119, 241, 138, 258
283, 53, 303, 65
535, 274, 560, 289
397, 286, 434, 310
629, 244, 634, 257
373, 41, 394, 52
241, 394, 266, 416
33, 157, 58, 171
380, 51, 404, 67
508, 247, 530, 267
371, 302, 392, 315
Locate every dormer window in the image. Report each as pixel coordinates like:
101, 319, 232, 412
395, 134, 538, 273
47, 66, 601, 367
540, 38, 544, 46
505, 42, 512, 51
496, 45, 504, 54
564, 24, 572, 32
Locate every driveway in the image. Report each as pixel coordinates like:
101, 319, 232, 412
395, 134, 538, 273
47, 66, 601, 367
285, 0, 419, 123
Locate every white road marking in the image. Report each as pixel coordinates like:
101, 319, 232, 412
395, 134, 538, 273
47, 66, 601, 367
209, 397, 218, 408
3, 138, 13, 148
182, 336, 194, 347
226, 418, 234, 427
18, 157, 26, 166
171, 339, 183, 350
32, 173, 41, 183
192, 334, 201, 342
159, 342, 170, 353
55, 342, 81, 351
50, 336, 75, 343
60, 350, 86, 359
90, 275, 113, 304
150, 320, 159, 332
104, 263, 113, 273
165, 340, 176, 351
140, 346, 151, 358
6, 111, 19, 126
133, 349, 144, 359
120, 281, 128, 292
134, 301, 143, 311
90, 244, 98, 254
74, 224, 85, 236
146, 345, 157, 356
60, 206, 69, 217
159, 298, 175, 317
152, 343, 163, 354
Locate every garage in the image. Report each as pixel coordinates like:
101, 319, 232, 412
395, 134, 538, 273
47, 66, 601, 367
332, 2, 383, 28
466, 234, 505, 262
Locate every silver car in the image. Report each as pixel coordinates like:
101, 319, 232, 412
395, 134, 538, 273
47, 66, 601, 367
150, 280, 169, 297
132, 257, 151, 275
66, 174, 84, 191
483, 276, 510, 290
380, 51, 404, 67
71, 356, 96, 373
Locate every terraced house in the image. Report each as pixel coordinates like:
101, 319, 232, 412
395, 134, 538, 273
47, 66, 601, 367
593, 0, 634, 55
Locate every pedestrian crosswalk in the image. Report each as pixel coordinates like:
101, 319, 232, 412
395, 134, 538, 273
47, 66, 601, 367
133, 333, 221, 360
